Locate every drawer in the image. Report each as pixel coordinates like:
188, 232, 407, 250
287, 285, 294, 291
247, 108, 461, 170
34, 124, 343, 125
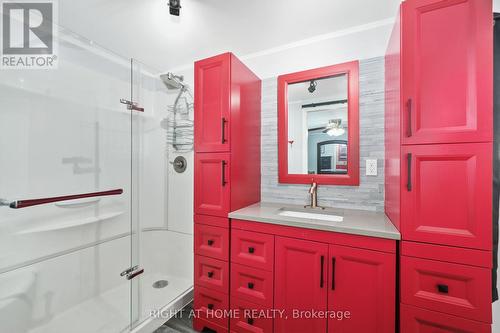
231, 263, 273, 307
401, 256, 491, 323
195, 224, 230, 261
195, 214, 230, 228
194, 317, 229, 333
231, 229, 274, 271
194, 286, 229, 329
401, 304, 491, 333
195, 255, 229, 294
230, 297, 273, 333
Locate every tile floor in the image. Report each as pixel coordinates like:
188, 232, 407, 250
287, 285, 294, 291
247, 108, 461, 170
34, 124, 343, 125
154, 303, 196, 333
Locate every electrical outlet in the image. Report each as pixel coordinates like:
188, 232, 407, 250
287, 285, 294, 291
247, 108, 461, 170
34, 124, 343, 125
366, 159, 377, 176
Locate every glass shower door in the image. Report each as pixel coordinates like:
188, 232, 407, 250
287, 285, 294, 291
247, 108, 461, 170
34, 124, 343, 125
129, 58, 168, 328
0, 29, 135, 333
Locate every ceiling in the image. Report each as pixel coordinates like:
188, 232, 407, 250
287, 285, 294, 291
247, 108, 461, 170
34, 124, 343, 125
59, 0, 402, 72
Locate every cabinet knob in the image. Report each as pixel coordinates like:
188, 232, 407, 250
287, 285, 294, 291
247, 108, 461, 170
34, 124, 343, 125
247, 318, 254, 325
247, 282, 254, 289
437, 284, 449, 294
207, 239, 214, 246
207, 303, 214, 310
207, 271, 214, 278
248, 247, 255, 254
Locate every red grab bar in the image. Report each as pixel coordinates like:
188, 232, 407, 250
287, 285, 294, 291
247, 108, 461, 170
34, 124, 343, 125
1, 189, 123, 209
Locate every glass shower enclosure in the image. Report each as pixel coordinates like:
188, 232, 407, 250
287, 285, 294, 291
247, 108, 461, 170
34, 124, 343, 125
0, 27, 193, 333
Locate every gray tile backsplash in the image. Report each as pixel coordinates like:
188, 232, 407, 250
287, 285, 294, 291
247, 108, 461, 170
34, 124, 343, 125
261, 57, 385, 212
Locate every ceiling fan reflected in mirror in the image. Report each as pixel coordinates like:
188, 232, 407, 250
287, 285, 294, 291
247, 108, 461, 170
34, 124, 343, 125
323, 119, 346, 137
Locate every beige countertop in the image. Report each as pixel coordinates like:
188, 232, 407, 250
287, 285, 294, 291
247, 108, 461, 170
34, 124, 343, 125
229, 202, 401, 240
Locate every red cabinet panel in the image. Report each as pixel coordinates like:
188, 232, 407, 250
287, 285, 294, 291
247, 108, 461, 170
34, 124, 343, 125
401, 143, 492, 250
194, 153, 230, 217
194, 286, 229, 329
195, 224, 230, 261
401, 256, 491, 323
401, 0, 492, 145
400, 304, 491, 333
194, 53, 231, 152
230, 297, 273, 333
274, 237, 328, 333
328, 245, 395, 333
401, 241, 493, 268
195, 255, 229, 294
195, 214, 230, 228
231, 263, 273, 307
194, 318, 229, 333
231, 229, 274, 271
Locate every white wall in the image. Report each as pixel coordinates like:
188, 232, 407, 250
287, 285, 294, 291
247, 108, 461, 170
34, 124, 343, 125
169, 19, 394, 85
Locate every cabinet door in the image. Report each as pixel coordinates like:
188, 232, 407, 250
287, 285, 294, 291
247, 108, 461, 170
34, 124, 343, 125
194, 53, 231, 152
401, 143, 492, 250
274, 237, 328, 333
402, 0, 492, 144
194, 153, 230, 217
328, 245, 395, 333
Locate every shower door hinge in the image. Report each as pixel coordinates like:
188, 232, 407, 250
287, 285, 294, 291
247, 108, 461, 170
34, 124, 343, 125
120, 265, 144, 280
120, 99, 144, 112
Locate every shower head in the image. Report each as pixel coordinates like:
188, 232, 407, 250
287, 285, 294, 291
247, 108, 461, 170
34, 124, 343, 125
160, 72, 185, 90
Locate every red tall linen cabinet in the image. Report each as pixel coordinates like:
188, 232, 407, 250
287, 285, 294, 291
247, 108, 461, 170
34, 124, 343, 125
385, 0, 494, 331
193, 52, 262, 332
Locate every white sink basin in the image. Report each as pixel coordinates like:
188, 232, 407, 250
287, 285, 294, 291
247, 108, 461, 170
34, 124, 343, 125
278, 210, 344, 222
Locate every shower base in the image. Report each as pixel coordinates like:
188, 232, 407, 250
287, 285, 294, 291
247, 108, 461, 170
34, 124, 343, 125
28, 273, 192, 333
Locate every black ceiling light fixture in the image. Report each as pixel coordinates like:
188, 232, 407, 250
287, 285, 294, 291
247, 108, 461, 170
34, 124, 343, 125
169, 0, 181, 16
308, 80, 317, 93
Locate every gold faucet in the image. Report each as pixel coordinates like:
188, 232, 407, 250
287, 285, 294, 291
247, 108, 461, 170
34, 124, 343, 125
305, 181, 324, 209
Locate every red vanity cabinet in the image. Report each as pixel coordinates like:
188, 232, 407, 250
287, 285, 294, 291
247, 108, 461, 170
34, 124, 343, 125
194, 152, 231, 217
401, 304, 491, 333
385, 0, 493, 331
193, 53, 261, 333
274, 237, 329, 333
401, 0, 492, 145
194, 53, 231, 152
401, 143, 492, 250
231, 220, 397, 333
328, 245, 396, 333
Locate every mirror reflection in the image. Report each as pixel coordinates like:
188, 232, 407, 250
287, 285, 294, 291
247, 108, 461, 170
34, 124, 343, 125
287, 74, 348, 175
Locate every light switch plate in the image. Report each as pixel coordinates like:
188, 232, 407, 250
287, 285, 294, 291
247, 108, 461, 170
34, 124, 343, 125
366, 159, 377, 176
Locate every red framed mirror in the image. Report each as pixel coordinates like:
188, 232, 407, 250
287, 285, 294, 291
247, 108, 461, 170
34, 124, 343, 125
278, 61, 359, 185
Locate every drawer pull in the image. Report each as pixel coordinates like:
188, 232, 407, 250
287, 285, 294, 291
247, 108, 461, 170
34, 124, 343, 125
207, 303, 214, 310
406, 98, 412, 137
247, 282, 254, 289
331, 257, 336, 290
207, 271, 214, 278
320, 255, 324, 288
221, 117, 227, 144
247, 318, 254, 325
221, 160, 227, 186
248, 247, 255, 254
437, 284, 449, 294
407, 153, 412, 191
207, 239, 214, 246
